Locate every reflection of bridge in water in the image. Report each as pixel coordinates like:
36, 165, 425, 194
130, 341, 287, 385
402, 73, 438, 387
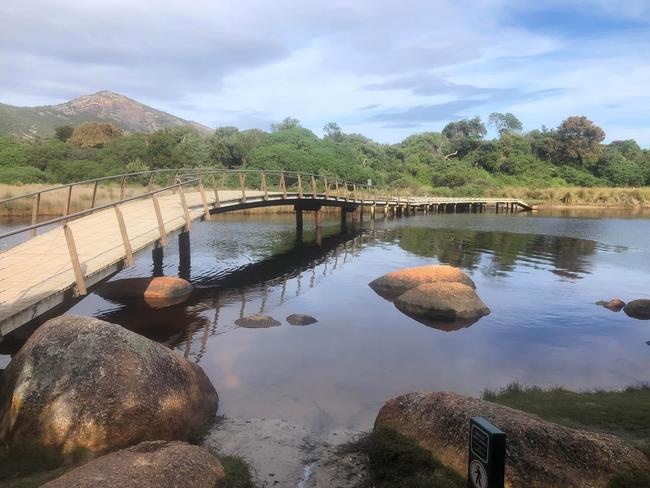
97, 228, 369, 363
0, 168, 533, 336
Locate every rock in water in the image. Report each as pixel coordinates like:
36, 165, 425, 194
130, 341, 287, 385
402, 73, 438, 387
235, 314, 281, 328
375, 392, 650, 488
595, 298, 626, 311
624, 299, 650, 320
286, 314, 318, 326
0, 315, 218, 460
369, 265, 475, 300
394, 282, 490, 329
43, 441, 225, 487
98, 276, 192, 308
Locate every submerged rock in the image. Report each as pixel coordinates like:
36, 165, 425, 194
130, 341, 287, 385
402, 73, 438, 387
375, 391, 650, 488
369, 265, 475, 300
235, 314, 281, 328
0, 315, 218, 460
286, 314, 318, 326
98, 276, 192, 308
596, 298, 626, 311
43, 441, 225, 488
624, 299, 650, 320
394, 282, 490, 328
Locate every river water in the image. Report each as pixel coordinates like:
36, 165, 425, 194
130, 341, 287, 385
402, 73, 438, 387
1, 209, 649, 436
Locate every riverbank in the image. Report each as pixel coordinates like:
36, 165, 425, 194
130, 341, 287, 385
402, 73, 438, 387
1, 182, 649, 216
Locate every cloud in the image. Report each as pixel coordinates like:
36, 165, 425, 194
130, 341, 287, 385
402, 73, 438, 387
0, 0, 649, 145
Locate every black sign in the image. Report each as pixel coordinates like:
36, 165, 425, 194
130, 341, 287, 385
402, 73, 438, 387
467, 417, 506, 488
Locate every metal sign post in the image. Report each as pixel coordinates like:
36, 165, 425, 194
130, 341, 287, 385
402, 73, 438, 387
467, 417, 506, 488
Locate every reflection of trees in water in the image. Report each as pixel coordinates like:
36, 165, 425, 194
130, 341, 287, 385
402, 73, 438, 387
396, 227, 598, 278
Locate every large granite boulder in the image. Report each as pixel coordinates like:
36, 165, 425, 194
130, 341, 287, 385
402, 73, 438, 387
98, 277, 192, 308
375, 391, 650, 488
43, 441, 225, 487
624, 299, 650, 320
394, 282, 490, 329
369, 265, 475, 300
0, 315, 218, 460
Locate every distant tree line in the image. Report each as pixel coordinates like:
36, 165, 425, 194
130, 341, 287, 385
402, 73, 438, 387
0, 115, 648, 191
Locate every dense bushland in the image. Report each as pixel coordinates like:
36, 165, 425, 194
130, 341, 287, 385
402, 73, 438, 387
0, 115, 648, 194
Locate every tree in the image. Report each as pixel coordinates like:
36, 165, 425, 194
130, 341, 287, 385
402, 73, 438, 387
488, 113, 523, 135
271, 117, 301, 132
323, 122, 343, 141
554, 116, 605, 167
442, 117, 487, 156
54, 125, 74, 142
69, 122, 124, 148
442, 117, 487, 140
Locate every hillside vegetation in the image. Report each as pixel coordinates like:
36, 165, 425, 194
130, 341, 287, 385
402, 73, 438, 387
0, 112, 649, 204
0, 91, 210, 138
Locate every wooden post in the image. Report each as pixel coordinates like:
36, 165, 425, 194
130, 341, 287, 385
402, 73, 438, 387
335, 180, 340, 200
199, 178, 212, 221
114, 205, 134, 267
220, 173, 227, 190
90, 180, 99, 209
340, 207, 346, 227
148, 173, 155, 193
260, 171, 269, 200
63, 185, 72, 216
212, 175, 220, 208
311, 175, 317, 198
152, 195, 168, 246
314, 208, 324, 228
30, 193, 41, 238
239, 172, 247, 203
120, 176, 127, 200
178, 185, 192, 231
295, 207, 303, 229
63, 223, 87, 295
178, 230, 191, 280
353, 184, 358, 201
279, 173, 287, 198
297, 174, 303, 199
324, 177, 329, 198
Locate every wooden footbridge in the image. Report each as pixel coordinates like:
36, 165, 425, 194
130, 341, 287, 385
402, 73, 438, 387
0, 168, 532, 336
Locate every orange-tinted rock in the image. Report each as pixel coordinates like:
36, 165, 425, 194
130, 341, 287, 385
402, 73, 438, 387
375, 392, 650, 488
98, 277, 192, 308
624, 299, 650, 320
394, 282, 490, 328
0, 315, 218, 461
596, 298, 626, 312
369, 265, 475, 300
43, 441, 225, 488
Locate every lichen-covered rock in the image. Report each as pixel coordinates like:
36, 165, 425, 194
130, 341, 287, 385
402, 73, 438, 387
0, 315, 218, 460
235, 314, 281, 328
286, 314, 318, 326
369, 265, 475, 300
394, 282, 490, 329
375, 391, 650, 488
43, 441, 225, 487
98, 277, 192, 308
624, 299, 650, 320
596, 298, 625, 311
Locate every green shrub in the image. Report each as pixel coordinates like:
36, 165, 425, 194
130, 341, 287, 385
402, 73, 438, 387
0, 166, 51, 184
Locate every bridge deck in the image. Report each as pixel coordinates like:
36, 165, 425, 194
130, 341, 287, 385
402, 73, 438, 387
0, 191, 531, 335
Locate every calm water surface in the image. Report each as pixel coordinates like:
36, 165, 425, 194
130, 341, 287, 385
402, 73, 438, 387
1, 210, 649, 434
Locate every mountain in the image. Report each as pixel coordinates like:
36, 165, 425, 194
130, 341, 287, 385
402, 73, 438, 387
0, 91, 212, 137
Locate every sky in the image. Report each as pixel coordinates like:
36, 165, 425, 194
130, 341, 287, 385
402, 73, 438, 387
1, 0, 649, 145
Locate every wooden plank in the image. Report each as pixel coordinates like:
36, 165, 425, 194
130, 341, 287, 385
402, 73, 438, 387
178, 185, 192, 231
199, 179, 212, 221
152, 195, 168, 246
30, 193, 40, 238
63, 223, 87, 295
114, 205, 134, 267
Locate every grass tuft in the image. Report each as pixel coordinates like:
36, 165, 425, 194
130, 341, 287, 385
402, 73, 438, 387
216, 454, 256, 488
345, 427, 464, 488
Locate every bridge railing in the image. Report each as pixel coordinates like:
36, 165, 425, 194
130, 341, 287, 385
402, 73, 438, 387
0, 168, 394, 242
